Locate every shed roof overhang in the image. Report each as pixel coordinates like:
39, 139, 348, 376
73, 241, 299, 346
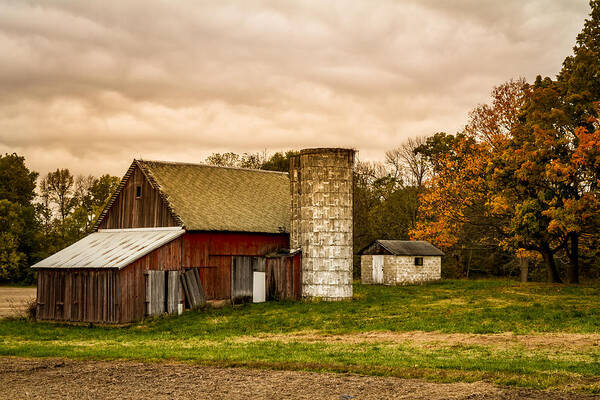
31, 227, 184, 270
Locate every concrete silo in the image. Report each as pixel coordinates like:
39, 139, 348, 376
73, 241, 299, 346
290, 148, 355, 300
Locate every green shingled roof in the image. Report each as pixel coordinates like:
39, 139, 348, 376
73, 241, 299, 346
137, 160, 290, 233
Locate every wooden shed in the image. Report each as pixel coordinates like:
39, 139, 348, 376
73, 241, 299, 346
32, 159, 301, 323
360, 240, 444, 286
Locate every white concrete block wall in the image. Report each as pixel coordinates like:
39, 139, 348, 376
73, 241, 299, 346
361, 254, 441, 285
361, 255, 374, 284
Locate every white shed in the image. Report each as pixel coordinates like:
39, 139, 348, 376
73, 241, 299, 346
360, 240, 444, 285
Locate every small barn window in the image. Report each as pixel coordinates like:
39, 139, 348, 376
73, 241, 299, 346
414, 257, 423, 266
135, 185, 142, 198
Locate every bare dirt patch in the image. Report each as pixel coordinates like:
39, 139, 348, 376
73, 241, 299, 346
0, 357, 596, 400
0, 287, 36, 318
245, 330, 600, 351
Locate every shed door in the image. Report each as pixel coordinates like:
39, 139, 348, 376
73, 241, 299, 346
372, 255, 384, 284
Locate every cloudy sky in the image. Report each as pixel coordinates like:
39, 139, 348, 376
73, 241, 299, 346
0, 0, 592, 177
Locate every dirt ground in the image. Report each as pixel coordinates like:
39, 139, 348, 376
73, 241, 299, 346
0, 358, 597, 400
244, 330, 600, 351
0, 287, 36, 318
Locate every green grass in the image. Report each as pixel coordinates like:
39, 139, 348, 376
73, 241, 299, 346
1, 279, 599, 392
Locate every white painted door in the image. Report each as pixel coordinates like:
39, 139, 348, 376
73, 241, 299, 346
253, 271, 266, 303
372, 255, 384, 284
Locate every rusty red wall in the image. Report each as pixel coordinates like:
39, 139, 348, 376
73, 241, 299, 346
182, 232, 289, 300
118, 237, 183, 323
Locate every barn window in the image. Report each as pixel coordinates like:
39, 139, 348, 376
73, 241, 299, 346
414, 257, 423, 266
135, 185, 142, 198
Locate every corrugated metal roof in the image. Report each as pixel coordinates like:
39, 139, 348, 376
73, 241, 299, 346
136, 160, 291, 233
31, 227, 184, 270
361, 240, 445, 256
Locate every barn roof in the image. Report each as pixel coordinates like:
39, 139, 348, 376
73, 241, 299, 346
360, 240, 445, 256
95, 160, 291, 234
31, 227, 184, 269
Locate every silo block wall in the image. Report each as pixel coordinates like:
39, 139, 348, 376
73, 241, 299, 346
297, 148, 354, 300
289, 154, 301, 250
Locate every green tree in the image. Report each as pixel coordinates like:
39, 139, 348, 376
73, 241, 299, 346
261, 151, 300, 172
0, 154, 40, 283
0, 153, 38, 206
63, 174, 120, 243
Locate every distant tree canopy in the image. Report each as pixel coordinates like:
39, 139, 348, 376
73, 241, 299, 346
204, 150, 299, 172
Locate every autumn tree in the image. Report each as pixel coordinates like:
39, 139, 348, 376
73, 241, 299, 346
552, 0, 600, 282
490, 77, 569, 282
491, 2, 600, 283
410, 81, 527, 277
412, 133, 510, 277
464, 78, 527, 149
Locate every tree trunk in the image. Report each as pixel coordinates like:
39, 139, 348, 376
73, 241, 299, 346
519, 256, 528, 283
566, 233, 580, 284
466, 249, 473, 278
540, 242, 562, 283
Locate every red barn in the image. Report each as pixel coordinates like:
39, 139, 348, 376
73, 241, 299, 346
32, 160, 300, 323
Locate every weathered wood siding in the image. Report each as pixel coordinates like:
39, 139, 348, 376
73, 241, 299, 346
231, 256, 255, 303
118, 237, 182, 322
36, 269, 119, 323
265, 253, 302, 300
182, 232, 289, 300
98, 165, 179, 229
36, 237, 183, 324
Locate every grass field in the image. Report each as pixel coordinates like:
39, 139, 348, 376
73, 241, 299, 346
1, 279, 599, 393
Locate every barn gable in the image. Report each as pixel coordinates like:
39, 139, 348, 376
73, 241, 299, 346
95, 159, 291, 234
95, 161, 182, 230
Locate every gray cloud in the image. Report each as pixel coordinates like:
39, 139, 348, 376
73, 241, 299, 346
0, 0, 591, 177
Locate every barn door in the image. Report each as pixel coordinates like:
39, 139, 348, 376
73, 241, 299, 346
166, 271, 182, 314
232, 256, 266, 303
145, 270, 181, 316
372, 255, 384, 284
231, 256, 253, 303
145, 270, 165, 316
